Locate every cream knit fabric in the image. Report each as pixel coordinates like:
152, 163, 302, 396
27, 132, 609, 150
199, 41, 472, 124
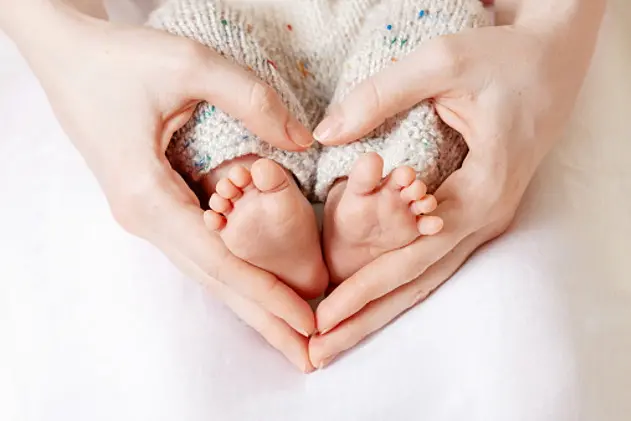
147, 0, 490, 201
316, 0, 489, 199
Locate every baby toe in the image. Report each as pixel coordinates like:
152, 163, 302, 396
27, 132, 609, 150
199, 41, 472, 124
228, 165, 253, 190
401, 180, 428, 203
410, 195, 438, 215
347, 152, 384, 195
209, 193, 232, 214
215, 178, 241, 200
417, 215, 443, 235
250, 158, 290, 193
386, 166, 416, 190
203, 210, 227, 231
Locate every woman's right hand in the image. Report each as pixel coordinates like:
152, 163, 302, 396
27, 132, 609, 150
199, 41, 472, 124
308, 0, 605, 367
5, 1, 316, 371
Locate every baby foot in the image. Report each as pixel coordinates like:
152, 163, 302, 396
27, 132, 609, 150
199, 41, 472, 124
323, 153, 443, 284
204, 158, 328, 299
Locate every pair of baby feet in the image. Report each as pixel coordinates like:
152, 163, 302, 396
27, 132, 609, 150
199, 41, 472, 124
202, 153, 443, 299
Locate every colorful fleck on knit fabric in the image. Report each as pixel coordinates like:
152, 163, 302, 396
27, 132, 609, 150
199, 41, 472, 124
147, 0, 491, 201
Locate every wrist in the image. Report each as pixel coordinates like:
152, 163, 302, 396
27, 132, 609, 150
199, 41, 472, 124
64, 0, 108, 18
493, 0, 605, 78
1, 0, 102, 66
1, 0, 52, 35
1, 0, 101, 53
513, 0, 606, 34
493, 0, 606, 31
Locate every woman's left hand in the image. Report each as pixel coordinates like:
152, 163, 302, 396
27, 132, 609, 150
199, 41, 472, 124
308, 6, 605, 368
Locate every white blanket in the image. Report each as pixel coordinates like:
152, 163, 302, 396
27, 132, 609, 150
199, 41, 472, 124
1, 2, 631, 420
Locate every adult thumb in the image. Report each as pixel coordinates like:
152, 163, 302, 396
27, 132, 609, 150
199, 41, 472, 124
313, 38, 455, 146
186, 48, 314, 151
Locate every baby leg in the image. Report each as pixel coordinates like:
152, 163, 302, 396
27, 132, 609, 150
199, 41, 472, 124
148, 0, 328, 298
317, 0, 491, 283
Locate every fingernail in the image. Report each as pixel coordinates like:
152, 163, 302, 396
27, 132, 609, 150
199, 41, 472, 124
298, 328, 311, 338
286, 118, 314, 147
318, 327, 331, 335
318, 354, 337, 369
313, 116, 342, 143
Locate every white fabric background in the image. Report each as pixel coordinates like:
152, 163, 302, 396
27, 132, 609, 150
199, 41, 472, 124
1, 1, 630, 420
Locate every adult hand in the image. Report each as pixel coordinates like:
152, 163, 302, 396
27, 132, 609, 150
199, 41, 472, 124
3, 1, 316, 371
309, 2, 605, 368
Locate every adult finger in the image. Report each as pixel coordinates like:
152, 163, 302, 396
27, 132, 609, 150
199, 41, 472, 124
186, 46, 314, 151
310, 228, 486, 368
315, 156, 494, 333
315, 198, 469, 334
160, 201, 316, 337
313, 38, 460, 145
210, 279, 314, 373
111, 166, 316, 337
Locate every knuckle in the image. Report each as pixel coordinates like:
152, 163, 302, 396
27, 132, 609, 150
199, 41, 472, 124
464, 161, 511, 221
255, 275, 284, 307
411, 284, 432, 307
471, 197, 501, 225
205, 248, 229, 282
410, 272, 446, 308
109, 198, 140, 235
176, 41, 212, 82
338, 328, 360, 350
249, 82, 279, 116
354, 272, 382, 303
181, 40, 209, 65
108, 176, 156, 235
471, 212, 515, 248
399, 247, 428, 278
432, 36, 467, 78
480, 173, 505, 204
364, 78, 384, 115
469, 178, 520, 230
492, 214, 515, 237
407, 253, 459, 309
